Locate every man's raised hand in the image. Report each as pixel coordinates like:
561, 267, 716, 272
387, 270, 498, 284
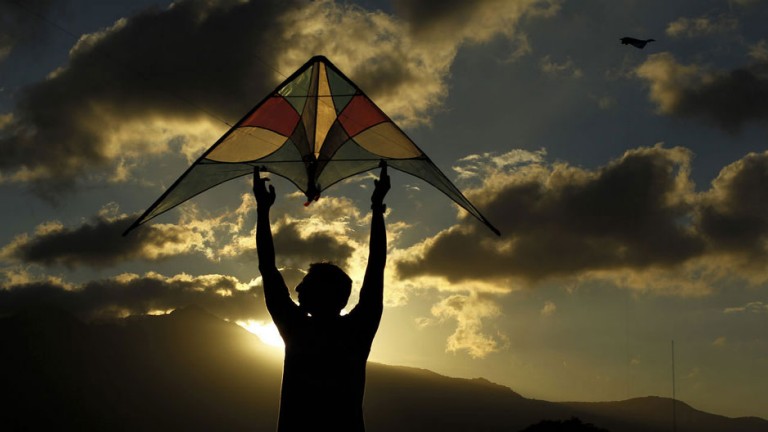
253, 167, 276, 209
371, 161, 390, 211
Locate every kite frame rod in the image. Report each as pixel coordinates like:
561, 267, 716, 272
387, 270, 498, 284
319, 57, 500, 236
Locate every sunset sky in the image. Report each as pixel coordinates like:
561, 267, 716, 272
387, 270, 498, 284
1, 0, 767, 420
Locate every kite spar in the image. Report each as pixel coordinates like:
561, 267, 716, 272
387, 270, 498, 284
124, 56, 500, 236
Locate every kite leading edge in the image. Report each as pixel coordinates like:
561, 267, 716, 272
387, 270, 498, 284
123, 56, 500, 236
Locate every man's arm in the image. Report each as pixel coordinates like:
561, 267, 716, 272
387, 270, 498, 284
357, 162, 390, 317
254, 169, 297, 325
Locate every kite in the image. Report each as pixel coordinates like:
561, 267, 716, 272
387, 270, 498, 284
620, 37, 655, 49
123, 56, 499, 236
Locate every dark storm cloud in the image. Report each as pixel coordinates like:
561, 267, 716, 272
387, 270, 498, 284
1, 0, 562, 195
0, 272, 265, 321
2, 200, 356, 270
273, 221, 355, 266
391, 0, 478, 31
390, 0, 558, 41
0, 0, 54, 61
3, 213, 201, 268
398, 146, 705, 282
231, 219, 356, 269
637, 53, 768, 133
673, 64, 768, 132
0, 0, 292, 194
698, 151, 768, 260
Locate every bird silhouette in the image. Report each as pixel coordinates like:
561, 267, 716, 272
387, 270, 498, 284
620, 37, 655, 49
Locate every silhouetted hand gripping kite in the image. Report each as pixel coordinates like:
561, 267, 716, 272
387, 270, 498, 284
255, 162, 389, 432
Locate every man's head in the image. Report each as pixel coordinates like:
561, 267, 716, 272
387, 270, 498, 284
295, 262, 352, 317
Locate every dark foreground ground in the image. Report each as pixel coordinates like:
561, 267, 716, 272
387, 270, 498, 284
2, 306, 765, 432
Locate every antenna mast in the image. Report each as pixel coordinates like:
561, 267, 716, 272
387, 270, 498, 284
672, 340, 677, 432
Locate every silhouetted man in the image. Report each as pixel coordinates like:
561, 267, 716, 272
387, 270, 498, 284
254, 163, 390, 432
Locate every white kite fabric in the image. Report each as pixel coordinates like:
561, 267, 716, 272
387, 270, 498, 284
124, 56, 499, 235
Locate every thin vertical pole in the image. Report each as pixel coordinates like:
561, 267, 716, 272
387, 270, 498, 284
672, 340, 677, 432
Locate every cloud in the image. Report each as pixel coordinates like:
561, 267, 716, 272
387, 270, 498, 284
0, 0, 53, 62
453, 149, 547, 181
0, 194, 245, 269
391, 0, 560, 45
396, 146, 768, 296
590, 94, 615, 110
697, 151, 768, 268
635, 52, 768, 132
0, 210, 207, 268
1, 0, 560, 196
573, 262, 719, 298
272, 220, 355, 266
683, 366, 701, 380
389, 0, 561, 63
216, 194, 362, 268
195, 192, 407, 306
723, 301, 768, 314
0, 190, 363, 271
540, 300, 556, 317
425, 293, 502, 358
0, 270, 265, 321
749, 40, 768, 62
0, 190, 402, 325
635, 53, 708, 114
540, 55, 583, 78
0, 0, 289, 194
0, 266, 74, 290
729, 0, 760, 6
666, 14, 739, 38
274, 0, 560, 123
275, 1, 450, 127
0, 113, 13, 129
398, 145, 702, 286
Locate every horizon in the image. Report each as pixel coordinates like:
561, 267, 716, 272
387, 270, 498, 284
1, 0, 767, 421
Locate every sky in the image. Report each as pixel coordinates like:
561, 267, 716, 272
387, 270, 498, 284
1, 0, 767, 420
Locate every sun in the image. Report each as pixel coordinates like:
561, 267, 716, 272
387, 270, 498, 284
237, 319, 285, 348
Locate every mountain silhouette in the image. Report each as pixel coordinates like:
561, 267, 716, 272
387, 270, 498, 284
1, 306, 765, 432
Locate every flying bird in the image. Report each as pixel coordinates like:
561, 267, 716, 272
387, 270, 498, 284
620, 37, 655, 49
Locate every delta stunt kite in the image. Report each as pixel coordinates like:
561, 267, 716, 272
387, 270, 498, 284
124, 56, 499, 236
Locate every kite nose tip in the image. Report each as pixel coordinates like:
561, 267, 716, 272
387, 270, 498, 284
303, 196, 320, 206
304, 180, 321, 206
303, 190, 321, 207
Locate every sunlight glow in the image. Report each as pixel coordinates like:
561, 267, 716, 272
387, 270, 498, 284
237, 320, 285, 348
146, 309, 173, 316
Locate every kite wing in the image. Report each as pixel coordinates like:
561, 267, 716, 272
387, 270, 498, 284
124, 56, 500, 236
